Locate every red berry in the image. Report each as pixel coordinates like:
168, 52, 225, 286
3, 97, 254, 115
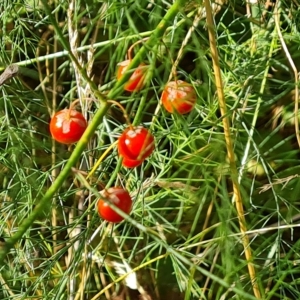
117, 59, 147, 92
122, 156, 143, 168
97, 187, 132, 223
118, 126, 155, 163
49, 109, 87, 144
161, 80, 197, 114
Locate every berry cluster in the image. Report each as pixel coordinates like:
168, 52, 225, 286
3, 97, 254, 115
49, 45, 198, 223
116, 59, 197, 114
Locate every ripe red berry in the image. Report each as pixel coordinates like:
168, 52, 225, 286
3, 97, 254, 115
116, 59, 147, 92
118, 126, 155, 166
161, 80, 197, 114
97, 187, 132, 223
49, 109, 87, 144
122, 156, 143, 168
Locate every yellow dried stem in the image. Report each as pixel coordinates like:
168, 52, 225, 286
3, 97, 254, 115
203, 0, 262, 298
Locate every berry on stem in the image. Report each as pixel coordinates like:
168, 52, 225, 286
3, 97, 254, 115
49, 109, 87, 144
118, 126, 155, 167
97, 187, 132, 223
161, 80, 197, 114
116, 60, 147, 92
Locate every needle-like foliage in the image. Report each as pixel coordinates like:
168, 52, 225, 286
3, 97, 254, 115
0, 0, 300, 299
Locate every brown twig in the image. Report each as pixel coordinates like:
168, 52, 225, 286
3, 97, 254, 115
0, 65, 19, 86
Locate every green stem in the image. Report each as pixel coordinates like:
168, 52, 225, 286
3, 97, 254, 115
106, 0, 186, 100
104, 0, 188, 184
0, 10, 194, 72
0, 0, 189, 265
132, 49, 158, 126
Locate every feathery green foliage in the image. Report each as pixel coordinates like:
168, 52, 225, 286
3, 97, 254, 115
0, 0, 300, 299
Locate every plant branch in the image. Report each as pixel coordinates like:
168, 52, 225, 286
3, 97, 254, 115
0, 0, 190, 267
203, 0, 262, 298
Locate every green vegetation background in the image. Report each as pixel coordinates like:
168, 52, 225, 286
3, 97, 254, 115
0, 0, 300, 299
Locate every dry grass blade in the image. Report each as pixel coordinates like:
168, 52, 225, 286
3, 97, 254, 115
203, 0, 262, 298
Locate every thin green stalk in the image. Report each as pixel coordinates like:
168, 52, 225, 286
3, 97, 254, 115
106, 0, 187, 101
105, 0, 190, 185
274, 5, 300, 148
238, 31, 277, 180
0, 0, 189, 266
0, 11, 194, 72
264, 237, 300, 300
132, 59, 157, 126
0, 32, 152, 70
